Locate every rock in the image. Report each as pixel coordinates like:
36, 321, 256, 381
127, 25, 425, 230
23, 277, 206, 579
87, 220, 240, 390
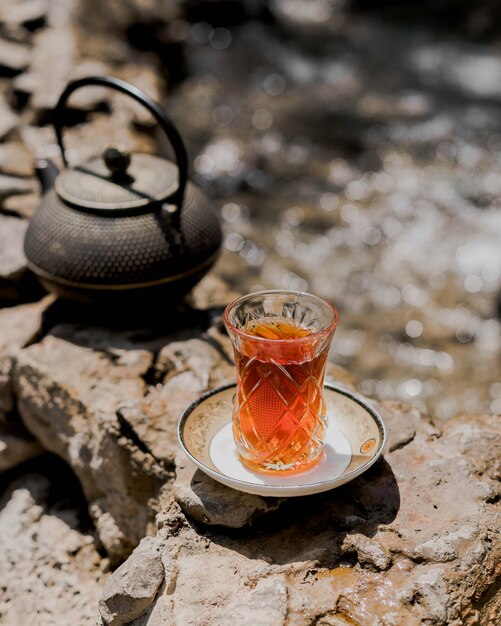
11, 276, 240, 561
117, 335, 235, 466
189, 273, 240, 309
76, 0, 182, 36
0, 141, 35, 177
406, 566, 449, 623
125, 507, 290, 626
0, 420, 43, 472
0, 470, 108, 626
104, 406, 500, 626
13, 27, 75, 114
341, 533, 392, 571
173, 451, 283, 527
223, 575, 289, 626
0, 173, 37, 200
0, 215, 28, 300
0, 37, 30, 76
0, 0, 48, 28
412, 526, 477, 563
9, 275, 233, 558
12, 22, 152, 126
0, 296, 52, 414
2, 191, 39, 218
99, 536, 164, 626
14, 324, 168, 561
0, 93, 18, 140
12, 28, 110, 117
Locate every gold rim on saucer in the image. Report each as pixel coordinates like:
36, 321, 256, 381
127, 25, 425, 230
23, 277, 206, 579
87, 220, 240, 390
177, 383, 386, 497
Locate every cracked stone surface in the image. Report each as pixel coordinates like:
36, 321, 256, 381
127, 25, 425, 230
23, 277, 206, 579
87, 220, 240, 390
0, 469, 108, 626
99, 404, 500, 626
14, 322, 167, 561
0, 141, 36, 177
0, 37, 30, 75
13, 276, 267, 561
0, 215, 44, 302
0, 0, 500, 622
0, 296, 52, 414
173, 450, 284, 528
0, 297, 51, 471
0, 420, 43, 472
0, 273, 496, 623
0, 93, 18, 140
0, 215, 29, 296
99, 536, 164, 626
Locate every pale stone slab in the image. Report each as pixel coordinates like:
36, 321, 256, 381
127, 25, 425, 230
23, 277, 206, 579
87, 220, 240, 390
100, 536, 164, 626
0, 420, 43, 471
0, 473, 107, 626
173, 451, 284, 527
102, 407, 500, 626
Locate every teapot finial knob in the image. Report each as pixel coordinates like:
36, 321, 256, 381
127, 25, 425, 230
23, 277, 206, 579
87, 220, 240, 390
103, 146, 131, 177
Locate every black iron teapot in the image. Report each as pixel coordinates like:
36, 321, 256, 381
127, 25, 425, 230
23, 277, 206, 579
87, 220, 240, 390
24, 76, 222, 304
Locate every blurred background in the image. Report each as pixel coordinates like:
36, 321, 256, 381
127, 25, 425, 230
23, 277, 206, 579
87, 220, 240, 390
2, 0, 501, 421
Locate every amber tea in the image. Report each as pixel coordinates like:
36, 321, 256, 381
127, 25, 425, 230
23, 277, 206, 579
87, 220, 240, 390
224, 291, 339, 474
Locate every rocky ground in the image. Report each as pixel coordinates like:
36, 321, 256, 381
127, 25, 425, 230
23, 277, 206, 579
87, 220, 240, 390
0, 457, 108, 626
0, 0, 500, 624
101, 406, 500, 626
1, 268, 500, 624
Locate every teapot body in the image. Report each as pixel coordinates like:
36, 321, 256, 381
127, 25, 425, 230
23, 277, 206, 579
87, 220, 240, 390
25, 182, 221, 304
24, 76, 222, 304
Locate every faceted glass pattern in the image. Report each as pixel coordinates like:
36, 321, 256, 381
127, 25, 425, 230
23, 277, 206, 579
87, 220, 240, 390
224, 291, 339, 473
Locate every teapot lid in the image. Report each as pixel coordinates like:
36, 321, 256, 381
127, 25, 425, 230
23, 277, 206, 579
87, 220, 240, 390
55, 148, 180, 213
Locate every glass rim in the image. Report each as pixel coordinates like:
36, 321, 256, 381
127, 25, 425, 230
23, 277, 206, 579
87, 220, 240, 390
223, 289, 340, 344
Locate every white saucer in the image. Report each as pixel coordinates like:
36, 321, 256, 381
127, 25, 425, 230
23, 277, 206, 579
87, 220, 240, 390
178, 383, 386, 497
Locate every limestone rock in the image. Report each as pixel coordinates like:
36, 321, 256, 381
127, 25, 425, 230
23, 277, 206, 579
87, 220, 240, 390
377, 400, 437, 452
0, 141, 35, 177
10, 290, 237, 559
0, 215, 40, 302
105, 406, 500, 626
12, 26, 110, 121
14, 324, 168, 561
99, 536, 164, 626
12, 276, 238, 560
0, 37, 31, 76
0, 297, 52, 413
0, 471, 107, 626
173, 451, 284, 528
0, 94, 17, 140
412, 527, 476, 563
13, 26, 76, 113
118, 335, 235, 466
223, 575, 289, 626
189, 273, 240, 309
2, 190, 39, 219
0, 173, 36, 203
0, 420, 43, 472
0, 0, 48, 28
76, 0, 182, 35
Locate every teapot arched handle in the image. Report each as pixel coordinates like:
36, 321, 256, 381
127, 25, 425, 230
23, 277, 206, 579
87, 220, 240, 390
52, 75, 188, 211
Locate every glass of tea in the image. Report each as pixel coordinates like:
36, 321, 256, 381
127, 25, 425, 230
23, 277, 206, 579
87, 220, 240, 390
224, 290, 339, 474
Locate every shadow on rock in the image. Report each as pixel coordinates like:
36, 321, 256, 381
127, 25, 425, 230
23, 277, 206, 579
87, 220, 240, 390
40, 296, 225, 339
191, 457, 399, 569
0, 452, 95, 534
